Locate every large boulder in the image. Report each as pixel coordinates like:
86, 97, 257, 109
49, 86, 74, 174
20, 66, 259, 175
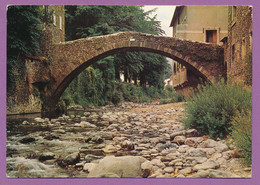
88, 156, 147, 178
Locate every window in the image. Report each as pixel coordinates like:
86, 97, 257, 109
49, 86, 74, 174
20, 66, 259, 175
206, 30, 217, 43
232, 44, 236, 62
59, 16, 62, 30
53, 11, 56, 26
249, 32, 252, 50
232, 6, 237, 21
241, 37, 246, 59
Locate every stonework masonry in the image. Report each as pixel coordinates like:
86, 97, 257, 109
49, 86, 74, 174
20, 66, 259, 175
46, 31, 224, 108
7, 31, 225, 113
222, 6, 252, 85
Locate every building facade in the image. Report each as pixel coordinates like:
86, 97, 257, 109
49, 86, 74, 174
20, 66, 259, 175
40, 5, 65, 55
169, 6, 228, 95
221, 6, 252, 85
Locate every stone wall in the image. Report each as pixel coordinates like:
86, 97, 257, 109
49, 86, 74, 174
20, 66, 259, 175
7, 57, 51, 114
223, 6, 252, 85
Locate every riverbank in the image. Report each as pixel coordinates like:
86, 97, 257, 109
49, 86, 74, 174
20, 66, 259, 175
6, 102, 251, 178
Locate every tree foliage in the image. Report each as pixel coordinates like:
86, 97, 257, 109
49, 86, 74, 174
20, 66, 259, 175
7, 6, 43, 91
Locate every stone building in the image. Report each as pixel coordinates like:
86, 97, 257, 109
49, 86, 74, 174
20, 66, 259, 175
221, 6, 252, 85
169, 6, 228, 95
40, 5, 65, 55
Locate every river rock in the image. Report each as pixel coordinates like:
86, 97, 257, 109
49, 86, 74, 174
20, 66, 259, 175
88, 156, 147, 178
87, 135, 104, 144
216, 157, 227, 165
20, 137, 36, 144
178, 145, 189, 153
103, 144, 121, 153
34, 117, 45, 123
192, 169, 239, 178
150, 138, 160, 145
85, 154, 103, 163
62, 152, 80, 165
190, 157, 208, 164
222, 151, 232, 160
44, 134, 59, 140
198, 139, 229, 152
176, 174, 186, 178
185, 137, 204, 147
151, 159, 166, 168
141, 161, 154, 172
75, 162, 84, 168
210, 153, 222, 161
121, 140, 135, 150
84, 112, 91, 116
172, 135, 186, 145
193, 160, 220, 171
187, 148, 207, 157
179, 167, 192, 175
191, 170, 210, 178
55, 129, 66, 134
170, 131, 186, 140
39, 151, 56, 161
207, 169, 240, 178
164, 167, 174, 173
100, 132, 114, 140
83, 163, 97, 173
80, 121, 97, 128
155, 142, 178, 152
22, 121, 30, 125
79, 148, 104, 156
185, 129, 198, 137
215, 143, 229, 153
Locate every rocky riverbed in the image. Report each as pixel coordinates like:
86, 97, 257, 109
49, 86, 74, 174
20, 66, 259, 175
6, 102, 251, 178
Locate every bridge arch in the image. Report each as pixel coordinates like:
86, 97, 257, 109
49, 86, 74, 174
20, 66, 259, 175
46, 31, 224, 105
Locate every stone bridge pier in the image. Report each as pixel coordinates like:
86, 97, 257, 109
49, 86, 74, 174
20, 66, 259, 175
38, 31, 225, 112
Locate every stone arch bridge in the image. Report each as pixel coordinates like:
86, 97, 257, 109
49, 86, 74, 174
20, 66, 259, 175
34, 31, 224, 110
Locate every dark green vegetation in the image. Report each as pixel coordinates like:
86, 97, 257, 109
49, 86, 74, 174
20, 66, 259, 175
231, 111, 252, 166
7, 6, 43, 92
62, 6, 173, 106
184, 79, 252, 165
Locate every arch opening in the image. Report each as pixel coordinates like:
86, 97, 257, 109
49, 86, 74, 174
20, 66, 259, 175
51, 46, 209, 103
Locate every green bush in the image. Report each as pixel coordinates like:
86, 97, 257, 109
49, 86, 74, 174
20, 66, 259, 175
183, 79, 252, 139
173, 93, 185, 102
112, 91, 123, 106
165, 85, 174, 92
144, 86, 162, 99
231, 111, 252, 166
159, 99, 172, 105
